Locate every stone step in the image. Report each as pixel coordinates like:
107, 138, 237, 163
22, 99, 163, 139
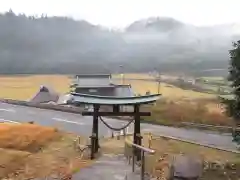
72, 154, 140, 180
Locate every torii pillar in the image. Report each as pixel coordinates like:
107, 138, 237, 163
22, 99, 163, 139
133, 104, 142, 161
80, 93, 161, 160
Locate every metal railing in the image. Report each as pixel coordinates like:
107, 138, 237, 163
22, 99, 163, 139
73, 136, 92, 159
181, 122, 240, 131
125, 139, 155, 180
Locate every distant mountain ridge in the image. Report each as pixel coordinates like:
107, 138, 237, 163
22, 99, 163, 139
122, 17, 239, 77
0, 10, 238, 76
126, 17, 185, 32
126, 17, 240, 34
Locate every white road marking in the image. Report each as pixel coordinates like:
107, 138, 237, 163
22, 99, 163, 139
0, 108, 16, 113
142, 128, 154, 132
27, 110, 36, 114
103, 118, 121, 123
52, 118, 86, 125
0, 118, 20, 124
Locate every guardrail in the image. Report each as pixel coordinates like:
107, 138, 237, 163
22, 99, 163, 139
181, 122, 240, 133
124, 139, 155, 180
151, 134, 239, 154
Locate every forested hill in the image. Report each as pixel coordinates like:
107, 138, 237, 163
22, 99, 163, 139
0, 10, 239, 76
0, 10, 124, 74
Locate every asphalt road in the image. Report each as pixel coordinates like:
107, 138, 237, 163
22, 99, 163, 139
0, 102, 238, 152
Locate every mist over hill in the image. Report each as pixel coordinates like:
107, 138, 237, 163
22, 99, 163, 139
0, 10, 239, 76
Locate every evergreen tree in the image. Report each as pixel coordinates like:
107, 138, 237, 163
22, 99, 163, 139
225, 40, 240, 144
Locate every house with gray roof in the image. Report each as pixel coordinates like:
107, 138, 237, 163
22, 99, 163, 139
69, 74, 135, 108
72, 74, 112, 87
71, 74, 134, 97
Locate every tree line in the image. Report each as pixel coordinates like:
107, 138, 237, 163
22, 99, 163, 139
0, 10, 234, 76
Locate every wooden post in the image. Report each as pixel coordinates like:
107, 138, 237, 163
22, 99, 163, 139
113, 105, 120, 112
123, 128, 126, 136
92, 104, 100, 155
117, 131, 120, 140
148, 132, 152, 148
90, 134, 96, 160
141, 151, 145, 180
134, 104, 142, 161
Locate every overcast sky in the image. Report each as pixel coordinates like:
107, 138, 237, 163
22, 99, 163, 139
0, 0, 239, 28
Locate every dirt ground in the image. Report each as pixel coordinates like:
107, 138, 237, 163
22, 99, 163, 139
100, 136, 126, 155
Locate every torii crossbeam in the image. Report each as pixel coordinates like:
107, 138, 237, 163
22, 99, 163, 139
71, 93, 161, 159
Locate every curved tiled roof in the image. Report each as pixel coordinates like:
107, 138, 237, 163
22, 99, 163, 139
70, 93, 161, 105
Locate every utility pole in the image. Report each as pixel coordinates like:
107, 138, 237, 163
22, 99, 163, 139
119, 65, 125, 85
157, 71, 161, 94
119, 65, 124, 111
119, 65, 123, 84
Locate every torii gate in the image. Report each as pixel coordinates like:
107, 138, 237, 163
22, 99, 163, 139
71, 93, 160, 159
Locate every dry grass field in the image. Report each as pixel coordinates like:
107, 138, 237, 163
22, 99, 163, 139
0, 123, 91, 179
126, 80, 214, 99
0, 123, 59, 151
0, 75, 71, 100
0, 74, 228, 125
140, 134, 240, 180
113, 73, 215, 99
114, 74, 228, 125
144, 98, 232, 126
0, 74, 215, 100
114, 74, 229, 125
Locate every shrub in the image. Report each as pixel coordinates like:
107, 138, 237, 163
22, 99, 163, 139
147, 99, 233, 126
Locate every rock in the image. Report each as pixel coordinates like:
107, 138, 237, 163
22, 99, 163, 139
170, 155, 203, 179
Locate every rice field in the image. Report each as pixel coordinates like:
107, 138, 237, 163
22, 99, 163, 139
0, 75, 71, 100
0, 74, 216, 101
113, 74, 215, 100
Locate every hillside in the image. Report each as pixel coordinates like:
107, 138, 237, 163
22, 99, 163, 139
123, 17, 240, 76
0, 10, 239, 76
0, 10, 125, 74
